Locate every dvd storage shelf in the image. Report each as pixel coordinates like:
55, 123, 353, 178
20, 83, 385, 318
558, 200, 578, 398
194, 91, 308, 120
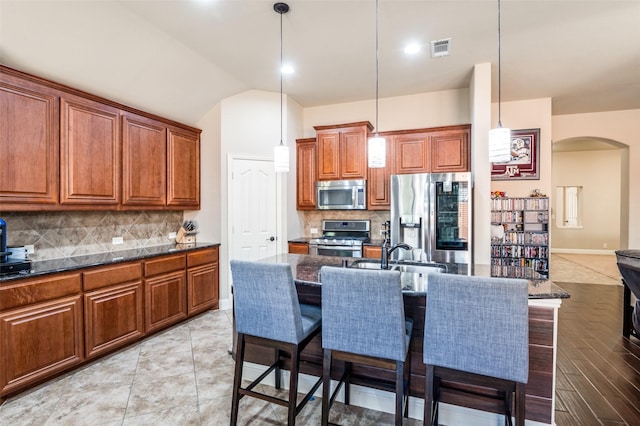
491, 196, 549, 279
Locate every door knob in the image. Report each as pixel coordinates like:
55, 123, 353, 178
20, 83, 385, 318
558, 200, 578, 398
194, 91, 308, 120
268, 236, 276, 241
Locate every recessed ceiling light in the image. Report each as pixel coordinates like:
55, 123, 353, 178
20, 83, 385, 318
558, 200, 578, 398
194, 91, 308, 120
404, 43, 421, 55
281, 64, 295, 74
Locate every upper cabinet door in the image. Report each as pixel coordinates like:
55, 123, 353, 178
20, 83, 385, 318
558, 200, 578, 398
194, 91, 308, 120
167, 128, 200, 208
316, 130, 341, 180
122, 112, 167, 207
340, 127, 367, 179
296, 138, 317, 210
60, 95, 120, 205
0, 74, 59, 206
431, 127, 470, 173
394, 133, 431, 174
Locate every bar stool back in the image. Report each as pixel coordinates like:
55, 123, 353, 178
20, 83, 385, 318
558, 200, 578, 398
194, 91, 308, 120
230, 260, 322, 425
423, 273, 529, 426
320, 266, 413, 426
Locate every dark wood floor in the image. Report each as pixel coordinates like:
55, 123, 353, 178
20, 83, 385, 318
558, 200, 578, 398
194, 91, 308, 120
554, 281, 640, 425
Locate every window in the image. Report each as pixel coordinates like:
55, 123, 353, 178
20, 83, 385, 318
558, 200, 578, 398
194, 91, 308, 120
556, 186, 583, 228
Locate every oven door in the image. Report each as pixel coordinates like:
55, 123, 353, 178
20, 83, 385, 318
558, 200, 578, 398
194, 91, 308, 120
309, 244, 362, 258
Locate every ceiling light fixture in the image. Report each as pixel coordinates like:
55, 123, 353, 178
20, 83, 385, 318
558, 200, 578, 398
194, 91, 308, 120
404, 43, 420, 55
368, 0, 385, 168
488, 0, 511, 163
273, 2, 290, 173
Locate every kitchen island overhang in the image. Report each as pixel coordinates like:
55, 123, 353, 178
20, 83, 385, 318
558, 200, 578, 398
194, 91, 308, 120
237, 253, 569, 425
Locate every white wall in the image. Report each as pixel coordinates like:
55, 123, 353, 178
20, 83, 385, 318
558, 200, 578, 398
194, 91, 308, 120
552, 149, 622, 250
553, 109, 640, 248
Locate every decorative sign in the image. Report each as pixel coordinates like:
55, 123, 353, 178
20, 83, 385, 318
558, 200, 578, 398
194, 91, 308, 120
491, 128, 540, 180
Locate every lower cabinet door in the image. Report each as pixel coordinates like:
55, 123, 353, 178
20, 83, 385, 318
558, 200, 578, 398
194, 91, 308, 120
145, 271, 187, 333
188, 264, 219, 315
0, 295, 83, 396
84, 281, 144, 359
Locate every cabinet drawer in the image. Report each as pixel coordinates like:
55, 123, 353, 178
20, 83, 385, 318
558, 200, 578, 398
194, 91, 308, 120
187, 247, 218, 268
0, 273, 82, 311
144, 254, 186, 277
83, 262, 142, 291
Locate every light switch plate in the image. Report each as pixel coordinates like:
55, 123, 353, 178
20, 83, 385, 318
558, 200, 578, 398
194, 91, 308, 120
112, 237, 124, 245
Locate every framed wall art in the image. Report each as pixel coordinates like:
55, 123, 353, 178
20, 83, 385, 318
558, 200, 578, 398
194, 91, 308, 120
491, 128, 540, 180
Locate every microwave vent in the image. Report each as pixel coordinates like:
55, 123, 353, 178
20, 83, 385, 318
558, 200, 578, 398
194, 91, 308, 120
431, 38, 451, 57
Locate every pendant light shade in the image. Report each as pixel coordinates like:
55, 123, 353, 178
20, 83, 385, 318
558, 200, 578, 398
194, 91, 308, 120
273, 2, 289, 173
489, 0, 511, 163
367, 0, 385, 168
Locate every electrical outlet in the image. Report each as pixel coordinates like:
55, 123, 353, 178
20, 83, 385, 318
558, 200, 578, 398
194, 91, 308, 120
169, 232, 177, 239
379, 229, 385, 235
112, 237, 124, 245
603, 242, 608, 248
24, 245, 35, 255
310, 228, 318, 234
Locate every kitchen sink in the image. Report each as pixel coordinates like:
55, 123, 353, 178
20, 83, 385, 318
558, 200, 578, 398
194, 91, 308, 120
349, 259, 447, 274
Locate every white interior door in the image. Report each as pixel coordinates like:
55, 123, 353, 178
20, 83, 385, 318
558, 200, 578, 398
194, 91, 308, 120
229, 157, 278, 262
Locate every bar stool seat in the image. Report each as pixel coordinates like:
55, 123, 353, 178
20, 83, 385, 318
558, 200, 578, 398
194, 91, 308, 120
320, 266, 413, 426
423, 273, 529, 426
230, 260, 322, 426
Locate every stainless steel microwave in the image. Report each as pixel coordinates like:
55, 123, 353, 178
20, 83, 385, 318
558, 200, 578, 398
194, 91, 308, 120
316, 180, 366, 210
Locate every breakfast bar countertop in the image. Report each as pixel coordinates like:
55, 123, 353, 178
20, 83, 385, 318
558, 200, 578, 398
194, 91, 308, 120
258, 253, 570, 299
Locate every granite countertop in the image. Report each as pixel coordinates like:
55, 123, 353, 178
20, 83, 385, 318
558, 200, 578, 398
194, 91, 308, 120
257, 253, 570, 299
0, 242, 220, 283
288, 237, 313, 244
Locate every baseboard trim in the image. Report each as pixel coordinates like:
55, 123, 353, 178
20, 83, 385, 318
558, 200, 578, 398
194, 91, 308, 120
552, 248, 616, 255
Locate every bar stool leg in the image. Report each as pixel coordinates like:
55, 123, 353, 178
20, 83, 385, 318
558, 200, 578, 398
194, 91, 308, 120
230, 333, 245, 426
322, 349, 332, 426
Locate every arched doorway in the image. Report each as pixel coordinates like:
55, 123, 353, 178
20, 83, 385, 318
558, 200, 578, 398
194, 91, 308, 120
552, 137, 629, 253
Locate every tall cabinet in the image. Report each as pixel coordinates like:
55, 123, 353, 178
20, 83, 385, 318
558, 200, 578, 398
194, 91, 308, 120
490, 197, 550, 278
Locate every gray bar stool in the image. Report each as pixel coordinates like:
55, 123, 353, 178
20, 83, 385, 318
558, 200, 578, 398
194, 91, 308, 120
230, 260, 322, 426
320, 266, 413, 426
423, 274, 529, 426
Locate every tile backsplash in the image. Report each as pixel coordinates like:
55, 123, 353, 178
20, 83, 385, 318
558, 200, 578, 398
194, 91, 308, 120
301, 210, 391, 239
0, 211, 183, 261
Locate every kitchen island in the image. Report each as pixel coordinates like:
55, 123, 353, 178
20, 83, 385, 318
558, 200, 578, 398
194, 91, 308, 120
242, 253, 568, 425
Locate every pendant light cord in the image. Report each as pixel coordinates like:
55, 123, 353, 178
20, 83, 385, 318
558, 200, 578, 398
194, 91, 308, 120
497, 0, 503, 128
375, 0, 380, 136
279, 9, 284, 146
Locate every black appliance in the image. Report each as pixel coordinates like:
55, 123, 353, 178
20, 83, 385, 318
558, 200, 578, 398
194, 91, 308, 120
0, 218, 31, 275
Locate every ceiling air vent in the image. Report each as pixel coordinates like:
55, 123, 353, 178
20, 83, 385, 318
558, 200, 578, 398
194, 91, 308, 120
431, 38, 452, 57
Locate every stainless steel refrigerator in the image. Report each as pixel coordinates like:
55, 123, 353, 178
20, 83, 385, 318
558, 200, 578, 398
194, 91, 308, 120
390, 172, 472, 264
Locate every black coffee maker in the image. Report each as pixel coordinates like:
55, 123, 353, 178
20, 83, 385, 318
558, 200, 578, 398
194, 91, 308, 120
0, 217, 7, 263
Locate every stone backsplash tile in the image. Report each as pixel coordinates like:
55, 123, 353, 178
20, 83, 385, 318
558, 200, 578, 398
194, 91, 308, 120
1, 211, 183, 261
301, 210, 390, 239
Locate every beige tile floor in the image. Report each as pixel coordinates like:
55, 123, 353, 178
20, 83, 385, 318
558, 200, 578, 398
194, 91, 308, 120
0, 254, 620, 425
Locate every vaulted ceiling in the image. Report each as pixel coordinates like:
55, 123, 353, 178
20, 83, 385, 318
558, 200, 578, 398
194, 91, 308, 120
1, 0, 639, 125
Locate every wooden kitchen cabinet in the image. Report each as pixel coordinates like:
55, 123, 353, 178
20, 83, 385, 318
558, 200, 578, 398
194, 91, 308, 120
83, 262, 144, 359
122, 112, 167, 207
60, 94, 120, 206
0, 71, 59, 207
167, 127, 200, 209
296, 138, 317, 210
314, 122, 373, 181
0, 64, 202, 211
430, 126, 470, 172
288, 242, 310, 254
363, 245, 383, 259
367, 131, 394, 210
393, 132, 431, 174
0, 271, 83, 396
186, 247, 219, 315
144, 254, 188, 333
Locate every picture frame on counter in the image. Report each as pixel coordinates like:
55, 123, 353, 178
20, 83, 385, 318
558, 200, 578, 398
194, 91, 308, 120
491, 128, 540, 180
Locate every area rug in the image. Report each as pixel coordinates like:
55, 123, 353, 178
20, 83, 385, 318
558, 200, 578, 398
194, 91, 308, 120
550, 254, 621, 285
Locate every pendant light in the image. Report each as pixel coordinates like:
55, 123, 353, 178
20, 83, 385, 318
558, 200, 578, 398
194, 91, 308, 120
273, 2, 290, 173
367, 0, 385, 168
488, 0, 511, 163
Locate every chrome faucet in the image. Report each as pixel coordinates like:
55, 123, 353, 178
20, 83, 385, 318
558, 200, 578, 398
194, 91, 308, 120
380, 221, 412, 270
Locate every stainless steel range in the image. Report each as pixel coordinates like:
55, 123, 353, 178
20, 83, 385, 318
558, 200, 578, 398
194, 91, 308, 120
309, 219, 370, 258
